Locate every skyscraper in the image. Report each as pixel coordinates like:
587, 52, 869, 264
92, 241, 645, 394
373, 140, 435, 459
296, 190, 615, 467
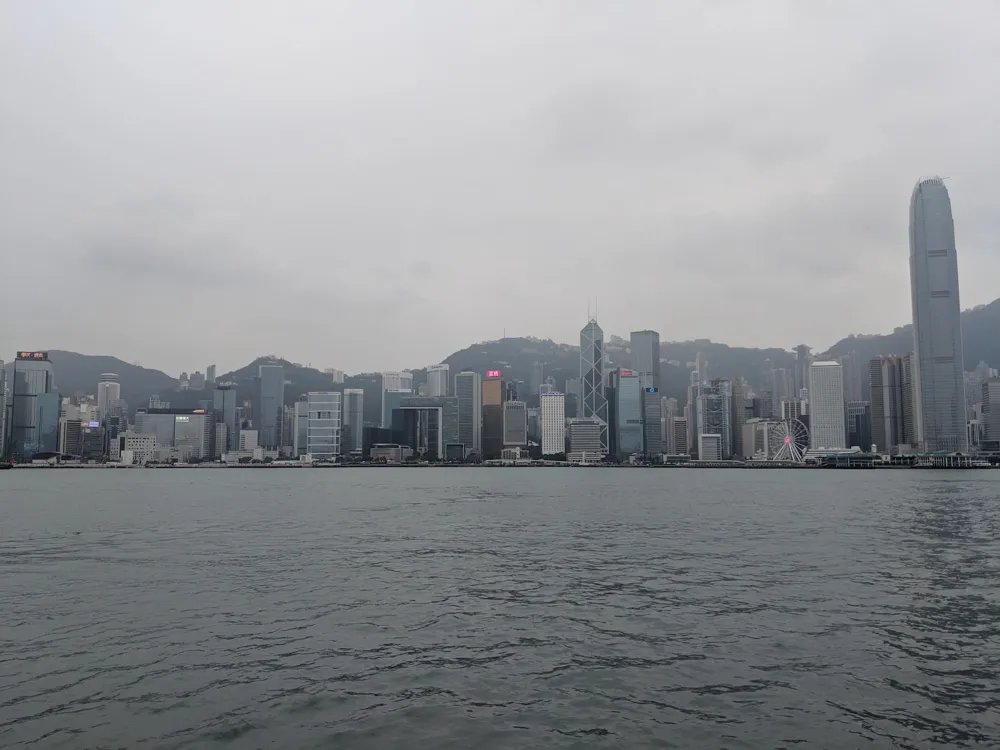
426, 364, 450, 397
381, 371, 414, 427
206, 364, 217, 384
540, 392, 565, 456
481, 372, 505, 459
611, 369, 643, 460
306, 391, 341, 460
696, 379, 732, 459
808, 361, 846, 450
258, 364, 285, 449
6, 352, 59, 460
580, 319, 609, 453
96, 373, 121, 421
909, 176, 967, 453
869, 355, 916, 454
342, 388, 364, 454
455, 371, 482, 458
503, 400, 527, 447
846, 401, 872, 450
629, 330, 661, 390
213, 384, 239, 454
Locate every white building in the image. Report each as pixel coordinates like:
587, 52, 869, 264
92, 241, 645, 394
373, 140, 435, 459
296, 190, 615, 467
381, 371, 414, 427
307, 391, 341, 461
540, 391, 566, 456
809, 361, 846, 450
119, 432, 156, 465
239, 429, 259, 451
324, 368, 346, 385
96, 373, 121, 420
426, 364, 450, 397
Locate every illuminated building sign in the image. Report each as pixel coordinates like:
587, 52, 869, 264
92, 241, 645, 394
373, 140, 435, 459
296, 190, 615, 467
486, 370, 501, 378
621, 369, 633, 376
88, 421, 101, 428
16, 351, 49, 361
646, 387, 658, 393
175, 416, 190, 422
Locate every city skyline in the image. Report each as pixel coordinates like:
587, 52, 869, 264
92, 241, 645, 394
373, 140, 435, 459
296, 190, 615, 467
3, 4, 1000, 374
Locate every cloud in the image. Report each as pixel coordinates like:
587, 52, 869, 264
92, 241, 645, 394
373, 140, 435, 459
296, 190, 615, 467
1, 1, 999, 373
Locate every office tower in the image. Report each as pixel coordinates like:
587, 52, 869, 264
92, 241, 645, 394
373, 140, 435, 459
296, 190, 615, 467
567, 419, 603, 456
642, 387, 661, 457
482, 371, 505, 459
661, 396, 678, 453
426, 364, 450, 397
580, 319, 609, 453
381, 371, 414, 426
178, 372, 189, 390
730, 379, 748, 458
96, 373, 121, 420
503, 400, 527, 447
752, 391, 774, 420
258, 364, 285, 449
838, 351, 865, 403
629, 330, 661, 390
206, 364, 216, 384
808, 361, 846, 449
869, 355, 917, 453
189, 371, 206, 390
793, 345, 812, 395
698, 433, 723, 461
0, 360, 5, 457
133, 408, 214, 460
212, 385, 239, 454
293, 399, 309, 457
540, 392, 565, 455
672, 416, 688, 455
214, 423, 228, 458
342, 388, 364, 454
563, 378, 581, 417
6, 351, 59, 460
58, 418, 83, 455
846, 401, 872, 450
696, 379, 732, 459
455, 371, 482, 458
909, 176, 967, 453
611, 369, 643, 460
382, 389, 412, 430
981, 378, 1000, 445
306, 391, 341, 460
391, 396, 459, 460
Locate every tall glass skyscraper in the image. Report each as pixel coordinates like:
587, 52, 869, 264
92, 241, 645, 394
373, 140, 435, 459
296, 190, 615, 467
909, 176, 968, 453
258, 364, 285, 449
580, 319, 608, 453
6, 352, 58, 460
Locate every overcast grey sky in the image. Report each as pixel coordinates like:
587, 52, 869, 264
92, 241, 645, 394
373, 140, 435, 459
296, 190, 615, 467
2, 1, 998, 376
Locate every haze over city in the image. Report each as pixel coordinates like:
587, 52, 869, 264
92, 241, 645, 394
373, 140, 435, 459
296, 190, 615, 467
2, 1, 999, 374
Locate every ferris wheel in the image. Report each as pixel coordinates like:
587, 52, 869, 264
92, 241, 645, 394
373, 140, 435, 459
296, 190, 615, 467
768, 419, 809, 462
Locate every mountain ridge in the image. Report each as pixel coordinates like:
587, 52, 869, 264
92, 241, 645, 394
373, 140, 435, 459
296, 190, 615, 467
17, 298, 1000, 411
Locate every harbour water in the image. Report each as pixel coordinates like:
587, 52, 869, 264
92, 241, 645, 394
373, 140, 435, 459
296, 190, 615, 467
1, 469, 998, 748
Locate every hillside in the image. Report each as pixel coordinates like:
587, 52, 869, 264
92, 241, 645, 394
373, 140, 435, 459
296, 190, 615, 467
21, 297, 1000, 414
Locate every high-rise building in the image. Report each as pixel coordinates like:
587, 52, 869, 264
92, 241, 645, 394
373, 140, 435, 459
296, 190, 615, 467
0, 359, 6, 458
213, 385, 239, 454
96, 373, 121, 420
306, 391, 341, 460
629, 330, 661, 390
325, 368, 346, 385
382, 389, 413, 430
455, 371, 482, 459
611, 369, 643, 460
730, 379, 749, 458
6, 352, 59, 460
503, 400, 527, 447
698, 433, 723, 461
381, 371, 414, 426
696, 379, 732, 459
342, 388, 364, 454
134, 408, 214, 460
426, 364, 450, 397
808, 361, 846, 450
838, 351, 866, 403
793, 345, 812, 396
846, 401, 872, 450
540, 392, 565, 456
258, 364, 285, 449
981, 378, 1000, 446
642, 387, 661, 457
482, 372, 505, 460
869, 355, 917, 454
580, 319, 609, 454
391, 396, 459, 460
567, 418, 603, 457
909, 176, 967, 453
206, 365, 217, 384
189, 371, 206, 390
672, 416, 688, 456
661, 396, 678, 454
293, 399, 309, 457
